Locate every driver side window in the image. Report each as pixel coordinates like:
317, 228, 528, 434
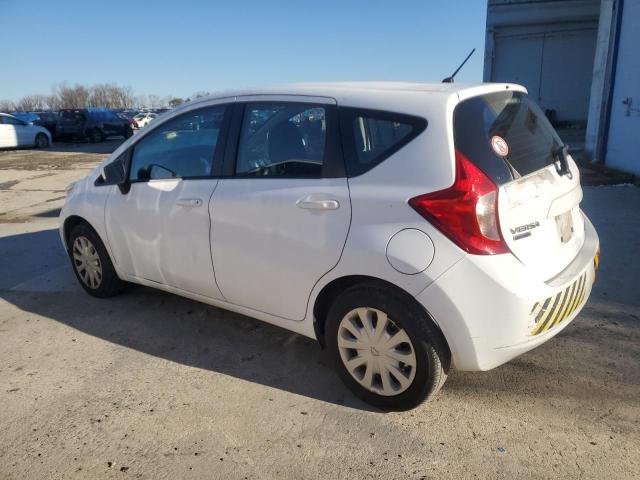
235, 103, 326, 177
129, 105, 227, 181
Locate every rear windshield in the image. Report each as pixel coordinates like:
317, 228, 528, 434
454, 91, 563, 185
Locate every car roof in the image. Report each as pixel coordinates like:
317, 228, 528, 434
191, 81, 522, 100
177, 81, 526, 113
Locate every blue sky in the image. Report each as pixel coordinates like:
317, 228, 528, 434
0, 0, 487, 101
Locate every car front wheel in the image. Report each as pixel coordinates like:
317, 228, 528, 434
326, 283, 449, 410
35, 133, 49, 148
68, 224, 125, 298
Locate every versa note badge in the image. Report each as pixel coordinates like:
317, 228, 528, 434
510, 221, 540, 240
490, 135, 509, 157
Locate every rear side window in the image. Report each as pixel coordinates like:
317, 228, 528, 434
235, 103, 326, 177
60, 111, 85, 122
340, 108, 427, 177
454, 91, 564, 185
129, 105, 227, 181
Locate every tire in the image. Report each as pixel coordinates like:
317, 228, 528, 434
124, 126, 133, 139
89, 129, 102, 143
67, 224, 125, 298
35, 133, 49, 148
326, 282, 449, 411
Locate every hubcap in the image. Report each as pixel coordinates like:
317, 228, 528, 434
337, 307, 417, 396
72, 236, 102, 289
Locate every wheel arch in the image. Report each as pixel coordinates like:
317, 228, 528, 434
62, 215, 98, 250
312, 274, 450, 359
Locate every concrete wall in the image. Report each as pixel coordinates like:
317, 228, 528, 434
605, 0, 640, 175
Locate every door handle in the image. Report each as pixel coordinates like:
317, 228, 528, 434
176, 198, 203, 207
296, 197, 340, 210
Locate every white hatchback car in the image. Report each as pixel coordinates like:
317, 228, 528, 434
0, 113, 51, 149
59, 82, 600, 410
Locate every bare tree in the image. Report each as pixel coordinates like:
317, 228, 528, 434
134, 94, 148, 109
0, 99, 17, 112
16, 94, 49, 111
5, 82, 191, 111
110, 84, 135, 109
191, 91, 210, 99
147, 94, 163, 109
51, 83, 91, 109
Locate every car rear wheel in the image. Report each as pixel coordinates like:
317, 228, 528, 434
68, 224, 125, 298
89, 129, 102, 143
326, 283, 449, 410
124, 126, 133, 139
35, 133, 49, 148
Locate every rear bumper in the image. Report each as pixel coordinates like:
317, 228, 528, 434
416, 213, 599, 371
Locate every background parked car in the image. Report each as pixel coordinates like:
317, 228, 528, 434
0, 113, 51, 149
132, 112, 157, 128
31, 111, 59, 140
10, 112, 40, 123
116, 110, 140, 130
57, 108, 133, 142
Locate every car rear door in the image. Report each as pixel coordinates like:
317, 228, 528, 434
210, 97, 351, 320
454, 89, 585, 281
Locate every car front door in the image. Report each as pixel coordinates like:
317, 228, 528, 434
104, 103, 231, 300
210, 98, 351, 320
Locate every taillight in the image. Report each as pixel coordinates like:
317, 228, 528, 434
409, 150, 510, 255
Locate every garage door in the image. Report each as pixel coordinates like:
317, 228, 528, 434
492, 23, 597, 124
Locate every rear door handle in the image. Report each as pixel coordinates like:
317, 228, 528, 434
176, 198, 203, 207
296, 196, 340, 210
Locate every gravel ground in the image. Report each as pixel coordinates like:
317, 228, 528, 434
0, 143, 639, 479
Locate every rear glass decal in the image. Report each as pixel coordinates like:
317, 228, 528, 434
490, 135, 509, 157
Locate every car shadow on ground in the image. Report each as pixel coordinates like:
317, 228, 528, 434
0, 228, 377, 411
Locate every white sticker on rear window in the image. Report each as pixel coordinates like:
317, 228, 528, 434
490, 135, 509, 157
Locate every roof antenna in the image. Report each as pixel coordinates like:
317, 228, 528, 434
442, 48, 476, 83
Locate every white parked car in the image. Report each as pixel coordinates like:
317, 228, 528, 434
59, 83, 600, 410
0, 113, 51, 149
133, 112, 157, 128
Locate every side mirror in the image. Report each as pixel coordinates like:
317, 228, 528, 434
101, 157, 130, 194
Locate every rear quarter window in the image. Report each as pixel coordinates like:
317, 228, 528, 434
340, 107, 427, 177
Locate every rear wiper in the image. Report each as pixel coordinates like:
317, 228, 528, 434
553, 145, 571, 177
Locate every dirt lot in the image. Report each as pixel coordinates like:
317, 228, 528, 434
1, 143, 639, 479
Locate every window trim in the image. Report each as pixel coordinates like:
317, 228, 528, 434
339, 107, 427, 178
124, 103, 233, 184
221, 101, 345, 179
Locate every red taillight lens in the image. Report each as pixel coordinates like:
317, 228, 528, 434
409, 150, 510, 255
